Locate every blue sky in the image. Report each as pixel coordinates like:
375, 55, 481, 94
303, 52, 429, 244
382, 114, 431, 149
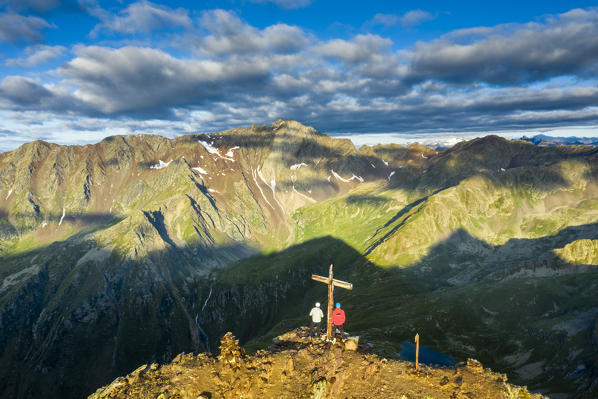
0, 0, 597, 151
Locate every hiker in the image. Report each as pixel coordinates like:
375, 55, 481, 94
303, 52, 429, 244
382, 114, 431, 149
309, 302, 324, 337
331, 302, 346, 338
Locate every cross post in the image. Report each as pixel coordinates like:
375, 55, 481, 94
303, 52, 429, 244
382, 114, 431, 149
311, 264, 353, 340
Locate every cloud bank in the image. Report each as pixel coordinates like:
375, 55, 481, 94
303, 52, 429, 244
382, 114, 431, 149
0, 4, 597, 151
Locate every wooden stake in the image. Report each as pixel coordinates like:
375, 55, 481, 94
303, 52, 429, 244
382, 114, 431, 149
415, 333, 420, 371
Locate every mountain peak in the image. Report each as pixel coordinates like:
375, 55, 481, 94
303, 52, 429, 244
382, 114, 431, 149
271, 119, 321, 136
89, 329, 545, 399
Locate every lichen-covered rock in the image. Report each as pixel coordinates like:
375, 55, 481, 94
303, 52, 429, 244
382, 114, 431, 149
344, 336, 359, 351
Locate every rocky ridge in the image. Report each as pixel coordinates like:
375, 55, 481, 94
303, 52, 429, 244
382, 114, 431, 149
90, 328, 544, 399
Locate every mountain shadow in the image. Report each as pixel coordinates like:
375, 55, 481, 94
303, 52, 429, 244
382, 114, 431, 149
216, 226, 598, 399
351, 225, 598, 398
0, 234, 366, 399
2, 223, 598, 398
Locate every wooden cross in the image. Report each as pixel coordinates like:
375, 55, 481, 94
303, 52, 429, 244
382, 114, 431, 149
311, 264, 353, 340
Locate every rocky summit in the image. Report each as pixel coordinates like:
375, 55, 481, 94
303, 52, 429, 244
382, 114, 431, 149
89, 328, 545, 399
1, 121, 598, 398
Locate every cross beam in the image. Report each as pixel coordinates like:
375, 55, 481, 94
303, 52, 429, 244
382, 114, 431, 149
311, 264, 353, 340
310, 274, 353, 290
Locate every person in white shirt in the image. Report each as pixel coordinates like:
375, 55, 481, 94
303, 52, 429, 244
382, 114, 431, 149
309, 302, 324, 338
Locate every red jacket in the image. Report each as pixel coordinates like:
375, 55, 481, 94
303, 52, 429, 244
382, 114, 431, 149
332, 308, 345, 325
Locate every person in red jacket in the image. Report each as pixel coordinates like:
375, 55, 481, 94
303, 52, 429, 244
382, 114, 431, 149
331, 302, 346, 337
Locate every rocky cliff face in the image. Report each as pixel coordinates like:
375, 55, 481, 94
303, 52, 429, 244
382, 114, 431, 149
0, 121, 597, 398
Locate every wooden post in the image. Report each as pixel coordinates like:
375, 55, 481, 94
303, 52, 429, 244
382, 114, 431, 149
415, 333, 420, 371
327, 264, 333, 340
311, 264, 353, 340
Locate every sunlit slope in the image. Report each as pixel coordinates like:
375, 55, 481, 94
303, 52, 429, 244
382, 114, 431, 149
294, 138, 598, 267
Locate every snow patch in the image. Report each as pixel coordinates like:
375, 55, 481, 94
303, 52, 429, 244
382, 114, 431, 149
382, 159, 389, 166
500, 168, 506, 172
193, 166, 208, 174
225, 146, 240, 157
150, 160, 172, 169
41, 222, 47, 228
198, 139, 234, 161
257, 168, 284, 211
331, 170, 364, 183
58, 207, 66, 226
5, 188, 13, 200
421, 153, 428, 159
252, 170, 274, 210
290, 162, 308, 170
370, 163, 376, 168
208, 188, 220, 194
388, 171, 396, 181
331, 170, 350, 182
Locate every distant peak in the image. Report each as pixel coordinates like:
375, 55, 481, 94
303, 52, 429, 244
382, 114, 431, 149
272, 120, 319, 135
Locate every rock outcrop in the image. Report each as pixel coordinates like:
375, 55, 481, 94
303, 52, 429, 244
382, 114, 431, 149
90, 329, 545, 399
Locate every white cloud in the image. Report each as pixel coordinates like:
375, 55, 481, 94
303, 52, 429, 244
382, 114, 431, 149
249, 0, 313, 10
89, 0, 192, 37
57, 45, 270, 114
1, 0, 61, 13
316, 34, 392, 64
198, 10, 311, 56
0, 76, 52, 106
0, 12, 53, 43
5, 45, 67, 67
401, 10, 435, 27
368, 13, 400, 27
407, 8, 598, 84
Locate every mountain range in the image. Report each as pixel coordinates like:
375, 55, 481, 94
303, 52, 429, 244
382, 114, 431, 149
1, 120, 597, 398
520, 134, 598, 147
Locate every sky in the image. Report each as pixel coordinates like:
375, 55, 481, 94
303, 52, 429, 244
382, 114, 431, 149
1, 0, 598, 151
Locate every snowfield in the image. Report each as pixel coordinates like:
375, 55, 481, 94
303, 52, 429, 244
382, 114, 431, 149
193, 166, 208, 174
150, 160, 172, 169
290, 163, 308, 170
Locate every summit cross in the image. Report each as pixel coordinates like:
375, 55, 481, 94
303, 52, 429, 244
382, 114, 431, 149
311, 264, 353, 340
